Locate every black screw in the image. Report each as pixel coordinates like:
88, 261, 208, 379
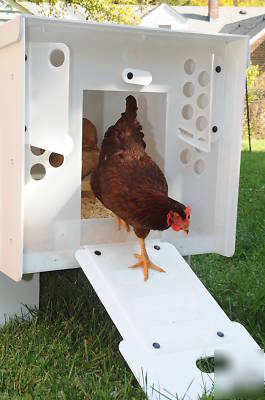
94, 250, 101, 256
127, 72, 133, 80
216, 66, 221, 73
25, 54, 27, 62
152, 342, 160, 349
217, 331, 224, 337
212, 126, 218, 133
154, 245, 160, 250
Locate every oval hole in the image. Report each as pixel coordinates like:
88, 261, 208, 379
196, 357, 215, 373
194, 159, 205, 175
49, 153, 64, 168
198, 71, 209, 87
30, 164, 46, 181
182, 105, 194, 120
180, 148, 192, 165
50, 49, 65, 68
183, 82, 195, 98
31, 146, 45, 156
184, 59, 196, 75
197, 94, 209, 109
196, 116, 208, 131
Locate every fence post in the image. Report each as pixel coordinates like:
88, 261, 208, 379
245, 78, 251, 152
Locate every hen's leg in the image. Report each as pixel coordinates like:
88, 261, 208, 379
116, 216, 130, 233
130, 238, 165, 281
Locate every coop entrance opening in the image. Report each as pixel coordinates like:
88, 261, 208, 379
81, 90, 167, 221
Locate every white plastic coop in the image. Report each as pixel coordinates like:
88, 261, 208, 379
0, 15, 263, 400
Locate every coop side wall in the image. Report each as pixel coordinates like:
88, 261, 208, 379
214, 37, 249, 257
0, 17, 25, 282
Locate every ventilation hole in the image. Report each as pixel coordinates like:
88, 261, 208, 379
198, 71, 209, 87
50, 49, 65, 67
193, 159, 205, 175
184, 59, 195, 75
31, 146, 45, 156
196, 357, 214, 374
196, 116, 208, 131
183, 82, 195, 98
30, 164, 46, 180
197, 94, 209, 109
182, 105, 194, 120
180, 148, 192, 165
49, 153, 64, 168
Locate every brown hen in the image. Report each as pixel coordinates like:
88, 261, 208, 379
91, 96, 190, 281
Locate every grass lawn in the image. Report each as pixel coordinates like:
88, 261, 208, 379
0, 139, 264, 400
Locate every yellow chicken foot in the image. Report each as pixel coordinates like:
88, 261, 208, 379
116, 216, 130, 232
129, 238, 165, 281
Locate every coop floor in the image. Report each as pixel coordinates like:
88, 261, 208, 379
81, 181, 113, 219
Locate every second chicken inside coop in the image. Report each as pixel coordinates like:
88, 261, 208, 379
81, 117, 113, 219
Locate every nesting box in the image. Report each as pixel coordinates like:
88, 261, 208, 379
1, 15, 261, 400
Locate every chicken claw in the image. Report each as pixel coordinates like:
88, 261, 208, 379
129, 239, 165, 281
116, 216, 130, 233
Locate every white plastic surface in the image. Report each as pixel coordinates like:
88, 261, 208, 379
27, 42, 72, 155
0, 17, 25, 281
76, 241, 260, 399
122, 68, 152, 86
0, 16, 248, 278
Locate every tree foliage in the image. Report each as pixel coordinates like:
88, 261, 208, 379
30, 0, 140, 24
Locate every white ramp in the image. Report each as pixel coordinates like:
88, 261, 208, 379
75, 241, 261, 399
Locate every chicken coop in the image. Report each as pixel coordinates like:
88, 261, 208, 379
0, 15, 263, 400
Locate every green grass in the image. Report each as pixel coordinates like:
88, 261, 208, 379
0, 139, 264, 400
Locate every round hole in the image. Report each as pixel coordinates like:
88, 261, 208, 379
193, 159, 205, 175
198, 71, 209, 87
49, 153, 64, 168
180, 148, 192, 165
154, 245, 160, 250
183, 82, 195, 98
127, 72, 133, 80
31, 146, 45, 156
182, 104, 194, 120
30, 163, 46, 180
152, 342, 160, 349
197, 94, 209, 109
184, 59, 195, 75
50, 49, 65, 68
196, 116, 208, 131
94, 250, 101, 256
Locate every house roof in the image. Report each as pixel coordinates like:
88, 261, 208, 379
140, 3, 187, 28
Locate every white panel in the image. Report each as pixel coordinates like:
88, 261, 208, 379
0, 272, 39, 325
177, 53, 214, 152
19, 17, 248, 274
27, 42, 72, 155
76, 241, 260, 400
0, 18, 25, 281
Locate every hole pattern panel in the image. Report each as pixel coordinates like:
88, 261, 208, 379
178, 55, 213, 153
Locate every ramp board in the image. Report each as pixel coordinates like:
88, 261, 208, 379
75, 241, 260, 399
